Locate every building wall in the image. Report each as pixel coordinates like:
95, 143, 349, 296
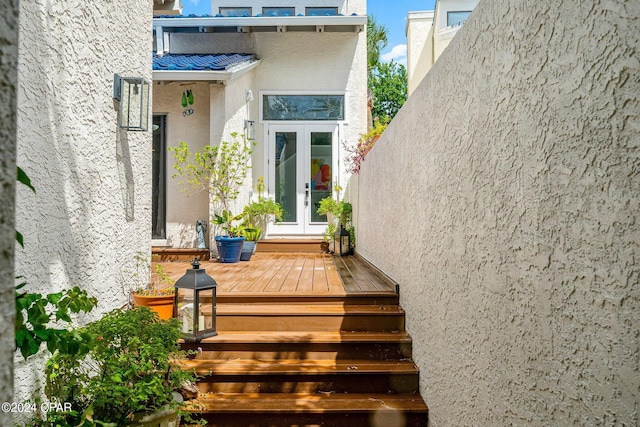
154, 82, 211, 247
14, 0, 152, 406
406, 11, 434, 96
353, 0, 640, 425
157, 28, 367, 243
211, 0, 366, 16
0, 0, 19, 423
407, 0, 479, 93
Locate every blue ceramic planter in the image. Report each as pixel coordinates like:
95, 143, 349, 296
215, 236, 245, 263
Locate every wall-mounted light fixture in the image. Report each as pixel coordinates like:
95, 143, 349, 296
244, 119, 255, 140
113, 74, 150, 131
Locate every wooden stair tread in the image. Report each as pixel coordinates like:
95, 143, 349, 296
194, 330, 413, 344
181, 359, 417, 375
217, 303, 404, 315
192, 393, 429, 413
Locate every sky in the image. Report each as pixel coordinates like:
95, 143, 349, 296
180, 0, 436, 67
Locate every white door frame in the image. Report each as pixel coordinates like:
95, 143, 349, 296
265, 123, 340, 236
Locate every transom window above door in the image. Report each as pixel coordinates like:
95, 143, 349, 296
262, 95, 345, 121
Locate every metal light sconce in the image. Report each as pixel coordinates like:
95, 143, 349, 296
113, 74, 150, 131
244, 119, 255, 140
333, 224, 352, 256
173, 258, 218, 341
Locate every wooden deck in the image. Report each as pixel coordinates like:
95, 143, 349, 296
156, 253, 397, 297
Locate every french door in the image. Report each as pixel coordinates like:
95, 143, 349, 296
267, 124, 339, 235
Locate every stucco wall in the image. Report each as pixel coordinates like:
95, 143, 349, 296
407, 11, 434, 96
14, 0, 152, 406
0, 0, 19, 422
154, 82, 211, 247
354, 0, 640, 425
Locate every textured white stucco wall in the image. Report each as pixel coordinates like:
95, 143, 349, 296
154, 82, 211, 247
14, 0, 152, 406
354, 0, 640, 425
0, 0, 18, 422
406, 11, 434, 96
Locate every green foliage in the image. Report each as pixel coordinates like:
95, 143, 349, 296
40, 307, 199, 426
369, 60, 407, 121
367, 15, 388, 71
345, 116, 390, 174
239, 226, 262, 242
169, 132, 255, 233
241, 177, 283, 226
15, 284, 97, 360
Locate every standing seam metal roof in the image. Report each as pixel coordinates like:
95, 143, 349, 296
152, 53, 254, 71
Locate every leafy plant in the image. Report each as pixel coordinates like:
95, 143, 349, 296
344, 116, 389, 175
15, 283, 97, 360
241, 177, 283, 233
40, 307, 200, 426
169, 132, 255, 235
316, 185, 355, 253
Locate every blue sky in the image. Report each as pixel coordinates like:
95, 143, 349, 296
180, 1, 436, 67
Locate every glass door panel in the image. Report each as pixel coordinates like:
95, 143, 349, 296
275, 131, 298, 223
309, 131, 332, 223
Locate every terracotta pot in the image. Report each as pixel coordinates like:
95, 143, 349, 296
131, 293, 175, 320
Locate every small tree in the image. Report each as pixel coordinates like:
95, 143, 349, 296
169, 132, 254, 235
369, 60, 407, 121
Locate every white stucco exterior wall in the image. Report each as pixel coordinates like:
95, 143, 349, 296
14, 0, 152, 407
406, 11, 434, 96
0, 0, 19, 422
354, 0, 640, 425
154, 82, 211, 247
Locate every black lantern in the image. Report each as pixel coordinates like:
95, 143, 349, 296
333, 224, 352, 256
113, 74, 150, 131
173, 258, 218, 341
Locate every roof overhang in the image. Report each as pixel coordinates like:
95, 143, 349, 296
153, 15, 367, 33
153, 58, 261, 82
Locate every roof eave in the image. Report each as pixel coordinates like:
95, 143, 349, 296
152, 58, 261, 81
153, 15, 367, 29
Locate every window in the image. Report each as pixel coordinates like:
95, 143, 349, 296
263, 7, 295, 17
263, 95, 345, 121
152, 115, 167, 239
305, 7, 338, 16
447, 11, 471, 27
219, 7, 252, 17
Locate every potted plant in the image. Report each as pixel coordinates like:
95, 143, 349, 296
129, 253, 175, 320
238, 226, 262, 261
240, 176, 283, 234
35, 307, 201, 426
170, 132, 255, 263
317, 188, 355, 254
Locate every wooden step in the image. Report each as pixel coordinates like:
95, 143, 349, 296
216, 292, 399, 306
185, 359, 420, 394
215, 303, 405, 332
256, 239, 324, 253
180, 331, 414, 361
151, 247, 210, 261
187, 393, 428, 427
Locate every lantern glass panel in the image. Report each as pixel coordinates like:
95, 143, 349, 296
340, 234, 350, 255
198, 288, 215, 331
177, 288, 195, 334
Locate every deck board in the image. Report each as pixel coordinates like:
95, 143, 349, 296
156, 252, 396, 297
